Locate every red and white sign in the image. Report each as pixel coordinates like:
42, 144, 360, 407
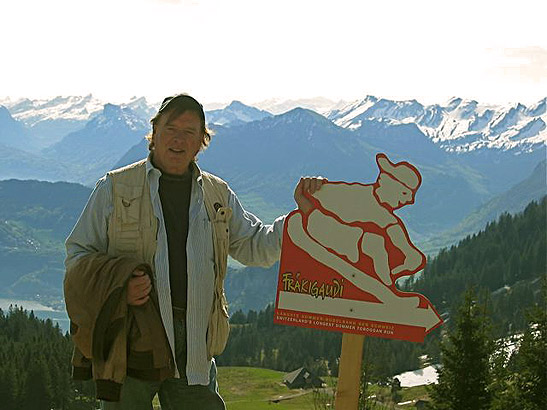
274, 153, 443, 342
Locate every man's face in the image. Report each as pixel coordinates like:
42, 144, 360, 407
376, 173, 414, 210
152, 110, 203, 175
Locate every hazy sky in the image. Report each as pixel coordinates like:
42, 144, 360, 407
1, 0, 546, 106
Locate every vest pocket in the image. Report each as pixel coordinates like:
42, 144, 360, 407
116, 184, 144, 225
207, 291, 230, 357
212, 207, 232, 241
113, 184, 145, 254
116, 229, 141, 253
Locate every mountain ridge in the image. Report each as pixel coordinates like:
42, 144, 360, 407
4, 94, 544, 155
421, 159, 547, 254
327, 96, 546, 154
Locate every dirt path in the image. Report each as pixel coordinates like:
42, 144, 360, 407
268, 387, 334, 403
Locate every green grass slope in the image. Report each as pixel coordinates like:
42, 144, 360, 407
217, 366, 332, 410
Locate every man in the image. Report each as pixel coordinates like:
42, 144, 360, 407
65, 94, 324, 410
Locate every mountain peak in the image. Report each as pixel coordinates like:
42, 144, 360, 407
205, 101, 271, 126
103, 103, 123, 117
282, 107, 318, 118
0, 105, 12, 119
526, 98, 546, 117
128, 96, 148, 104
273, 107, 333, 128
226, 100, 248, 109
446, 97, 463, 111
83, 104, 149, 133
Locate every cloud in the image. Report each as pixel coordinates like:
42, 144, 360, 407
490, 46, 547, 83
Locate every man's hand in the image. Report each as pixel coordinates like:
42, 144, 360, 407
127, 268, 152, 306
294, 177, 327, 214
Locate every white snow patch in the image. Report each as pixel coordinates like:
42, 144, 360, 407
393, 365, 439, 388
329, 96, 546, 154
334, 98, 377, 128
397, 400, 415, 405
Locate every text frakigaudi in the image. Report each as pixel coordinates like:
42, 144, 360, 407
281, 272, 345, 300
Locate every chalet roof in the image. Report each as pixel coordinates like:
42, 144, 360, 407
283, 367, 305, 384
283, 367, 325, 387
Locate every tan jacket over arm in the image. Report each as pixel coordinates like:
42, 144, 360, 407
64, 253, 174, 401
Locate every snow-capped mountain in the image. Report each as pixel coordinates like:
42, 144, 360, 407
4, 93, 544, 155
44, 103, 149, 184
122, 96, 158, 122
327, 97, 547, 153
1, 94, 104, 125
206, 101, 272, 126
1, 93, 545, 199
0, 95, 105, 147
253, 97, 346, 115
0, 95, 278, 147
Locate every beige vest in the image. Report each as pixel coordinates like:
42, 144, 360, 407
107, 159, 232, 357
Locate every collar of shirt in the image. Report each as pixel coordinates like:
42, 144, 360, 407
144, 155, 205, 225
145, 154, 204, 187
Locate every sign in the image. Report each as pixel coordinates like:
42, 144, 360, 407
274, 153, 443, 342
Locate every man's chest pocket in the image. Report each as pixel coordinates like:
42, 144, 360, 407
112, 185, 150, 254
212, 207, 232, 242
115, 185, 147, 231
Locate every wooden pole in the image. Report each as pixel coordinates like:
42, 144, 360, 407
334, 333, 365, 409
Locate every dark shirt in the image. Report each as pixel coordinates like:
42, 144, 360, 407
158, 171, 192, 310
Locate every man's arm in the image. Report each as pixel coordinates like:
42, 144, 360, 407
226, 185, 285, 267
65, 176, 113, 270
64, 176, 151, 306
227, 177, 326, 267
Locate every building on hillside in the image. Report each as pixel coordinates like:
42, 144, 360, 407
283, 367, 325, 389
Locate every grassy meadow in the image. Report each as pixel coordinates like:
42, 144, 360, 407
152, 366, 432, 409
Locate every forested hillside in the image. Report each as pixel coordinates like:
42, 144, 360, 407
217, 303, 423, 382
0, 306, 96, 410
410, 196, 546, 335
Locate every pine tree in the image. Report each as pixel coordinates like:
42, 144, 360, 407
430, 289, 494, 410
491, 279, 547, 410
21, 356, 53, 410
0, 365, 18, 410
229, 309, 246, 324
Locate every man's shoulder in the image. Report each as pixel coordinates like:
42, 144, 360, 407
108, 158, 148, 177
107, 159, 148, 185
200, 169, 231, 207
201, 170, 228, 188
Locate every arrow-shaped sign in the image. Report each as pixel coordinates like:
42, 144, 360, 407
278, 291, 441, 333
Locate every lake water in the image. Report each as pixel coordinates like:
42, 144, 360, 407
0, 298, 70, 334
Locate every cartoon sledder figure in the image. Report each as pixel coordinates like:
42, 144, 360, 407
281, 153, 442, 332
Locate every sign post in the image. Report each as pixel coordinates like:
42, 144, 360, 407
274, 153, 443, 408
335, 334, 365, 409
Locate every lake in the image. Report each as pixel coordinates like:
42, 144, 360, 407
0, 298, 70, 334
